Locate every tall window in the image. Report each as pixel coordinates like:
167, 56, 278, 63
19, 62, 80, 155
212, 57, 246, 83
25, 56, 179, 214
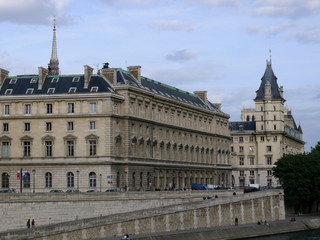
239, 171, 244, 176
2, 142, 9, 157
67, 122, 74, 131
1, 172, 9, 188
3, 123, 9, 132
45, 172, 52, 188
132, 172, 136, 188
267, 170, 273, 176
140, 172, 143, 188
24, 122, 30, 132
67, 140, 74, 156
68, 103, 75, 113
239, 137, 243, 142
249, 157, 254, 165
249, 136, 254, 142
23, 141, 31, 157
250, 171, 254, 176
239, 157, 244, 165
67, 172, 74, 188
90, 102, 96, 113
46, 104, 53, 114
24, 104, 31, 114
266, 146, 272, 152
45, 141, 52, 157
89, 140, 97, 156
260, 136, 265, 141
23, 172, 30, 188
4, 105, 10, 115
239, 146, 244, 153
273, 136, 278, 142
267, 156, 272, 165
89, 121, 96, 130
89, 172, 96, 187
46, 122, 52, 131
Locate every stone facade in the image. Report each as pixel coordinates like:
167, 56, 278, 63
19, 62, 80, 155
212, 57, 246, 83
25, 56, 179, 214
0, 64, 231, 193
230, 60, 304, 187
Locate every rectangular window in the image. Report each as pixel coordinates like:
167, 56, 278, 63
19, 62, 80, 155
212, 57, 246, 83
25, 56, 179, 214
67, 122, 74, 131
249, 157, 254, 165
89, 140, 97, 156
4, 105, 10, 115
46, 104, 53, 114
250, 171, 254, 176
72, 77, 80, 82
46, 122, 52, 131
5, 89, 12, 95
267, 156, 272, 165
23, 141, 31, 157
47, 88, 55, 94
273, 136, 278, 142
240, 171, 244, 176
24, 122, 30, 132
45, 141, 52, 157
9, 78, 17, 84
68, 103, 74, 113
239, 137, 243, 142
249, 146, 254, 152
239, 146, 244, 153
90, 102, 96, 113
267, 170, 273, 176
274, 125, 277, 130
2, 142, 9, 157
90, 86, 98, 92
260, 136, 265, 141
68, 87, 77, 93
249, 136, 254, 142
266, 146, 272, 152
67, 140, 74, 156
3, 123, 9, 132
89, 121, 96, 130
261, 125, 264, 130
26, 88, 33, 94
24, 104, 31, 114
231, 146, 234, 152
51, 77, 59, 83
239, 157, 244, 165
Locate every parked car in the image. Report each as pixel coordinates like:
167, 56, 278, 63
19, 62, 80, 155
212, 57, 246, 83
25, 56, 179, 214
66, 189, 80, 193
243, 186, 259, 193
0, 189, 16, 193
191, 184, 208, 190
49, 189, 63, 193
86, 189, 99, 192
105, 189, 118, 192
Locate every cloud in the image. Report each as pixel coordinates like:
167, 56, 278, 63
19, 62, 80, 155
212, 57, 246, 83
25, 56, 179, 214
0, 0, 74, 25
185, 0, 239, 7
245, 23, 293, 36
149, 20, 197, 32
95, 0, 157, 7
166, 50, 198, 62
293, 27, 320, 44
251, 0, 320, 19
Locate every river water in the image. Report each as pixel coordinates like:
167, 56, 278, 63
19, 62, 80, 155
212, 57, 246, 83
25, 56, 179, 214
242, 229, 320, 240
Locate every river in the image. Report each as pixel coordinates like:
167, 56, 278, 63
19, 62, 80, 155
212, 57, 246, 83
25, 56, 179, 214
242, 229, 320, 240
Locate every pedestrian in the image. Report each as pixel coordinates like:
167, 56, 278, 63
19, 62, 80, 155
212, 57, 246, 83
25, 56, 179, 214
235, 217, 238, 226
121, 234, 130, 239
31, 219, 35, 228
26, 219, 30, 229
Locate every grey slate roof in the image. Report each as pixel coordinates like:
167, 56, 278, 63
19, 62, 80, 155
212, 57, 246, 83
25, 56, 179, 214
229, 121, 256, 132
254, 60, 284, 101
0, 68, 224, 114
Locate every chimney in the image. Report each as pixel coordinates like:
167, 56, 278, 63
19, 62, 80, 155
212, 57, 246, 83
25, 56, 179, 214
100, 68, 117, 85
84, 65, 93, 89
194, 91, 208, 104
38, 67, 49, 90
127, 66, 141, 84
0, 68, 9, 89
213, 103, 221, 110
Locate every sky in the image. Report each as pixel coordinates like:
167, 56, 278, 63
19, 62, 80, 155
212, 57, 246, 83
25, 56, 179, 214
0, 0, 319, 151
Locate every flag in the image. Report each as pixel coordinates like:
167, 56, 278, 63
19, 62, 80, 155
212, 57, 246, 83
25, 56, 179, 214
22, 171, 28, 179
17, 172, 20, 180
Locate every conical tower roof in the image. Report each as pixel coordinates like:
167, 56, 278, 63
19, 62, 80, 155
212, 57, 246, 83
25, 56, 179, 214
48, 17, 60, 75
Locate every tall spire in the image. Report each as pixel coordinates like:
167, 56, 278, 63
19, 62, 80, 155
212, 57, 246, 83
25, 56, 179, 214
48, 17, 60, 75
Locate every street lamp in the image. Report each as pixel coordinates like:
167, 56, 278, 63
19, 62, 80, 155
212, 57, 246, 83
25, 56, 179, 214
32, 169, 36, 193
76, 170, 79, 190
99, 174, 102, 192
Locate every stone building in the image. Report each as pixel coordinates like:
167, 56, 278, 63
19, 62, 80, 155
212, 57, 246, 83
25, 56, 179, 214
230, 60, 304, 188
0, 23, 231, 192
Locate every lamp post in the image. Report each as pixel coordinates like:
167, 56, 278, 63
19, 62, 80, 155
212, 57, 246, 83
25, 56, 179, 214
32, 169, 36, 193
76, 170, 79, 190
99, 174, 102, 192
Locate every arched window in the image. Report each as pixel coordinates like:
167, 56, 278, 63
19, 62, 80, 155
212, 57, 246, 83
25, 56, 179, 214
23, 172, 30, 188
45, 172, 52, 188
67, 172, 74, 188
1, 172, 9, 188
89, 172, 96, 187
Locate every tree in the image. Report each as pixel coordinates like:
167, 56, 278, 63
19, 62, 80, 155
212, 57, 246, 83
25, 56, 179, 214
273, 142, 320, 213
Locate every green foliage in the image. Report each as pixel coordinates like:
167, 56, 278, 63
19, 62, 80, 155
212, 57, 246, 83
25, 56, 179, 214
273, 142, 320, 213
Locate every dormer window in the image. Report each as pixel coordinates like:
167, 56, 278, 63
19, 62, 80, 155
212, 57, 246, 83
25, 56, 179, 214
30, 78, 37, 83
9, 79, 17, 84
72, 77, 80, 82
51, 77, 59, 83
5, 89, 12, 95
26, 88, 34, 94
68, 87, 77, 93
47, 88, 55, 94
90, 87, 98, 92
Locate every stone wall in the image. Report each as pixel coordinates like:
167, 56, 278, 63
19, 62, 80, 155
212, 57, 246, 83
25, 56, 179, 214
0, 190, 285, 240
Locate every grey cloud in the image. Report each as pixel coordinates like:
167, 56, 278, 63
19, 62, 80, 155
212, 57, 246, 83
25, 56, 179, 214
251, 0, 320, 19
166, 50, 198, 62
150, 20, 197, 32
245, 24, 293, 36
0, 0, 74, 25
